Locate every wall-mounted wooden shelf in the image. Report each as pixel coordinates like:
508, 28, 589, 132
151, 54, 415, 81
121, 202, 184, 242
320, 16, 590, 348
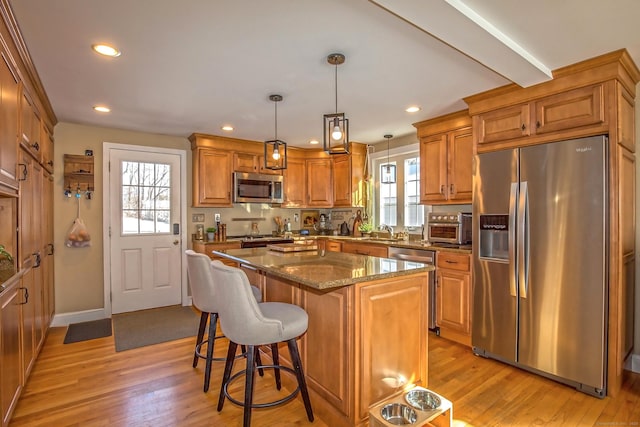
63, 154, 94, 195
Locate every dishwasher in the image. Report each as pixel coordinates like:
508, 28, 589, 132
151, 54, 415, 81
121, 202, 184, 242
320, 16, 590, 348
388, 246, 438, 334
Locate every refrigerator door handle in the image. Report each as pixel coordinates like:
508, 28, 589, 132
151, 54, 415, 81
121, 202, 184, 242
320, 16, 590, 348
518, 181, 529, 298
509, 182, 518, 297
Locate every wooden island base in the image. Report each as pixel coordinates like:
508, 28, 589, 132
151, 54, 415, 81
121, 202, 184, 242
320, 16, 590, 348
243, 266, 430, 427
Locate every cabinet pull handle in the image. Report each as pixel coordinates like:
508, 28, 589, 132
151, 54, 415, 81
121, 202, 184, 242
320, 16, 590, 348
32, 141, 40, 151
47, 160, 54, 167
445, 260, 457, 264
20, 287, 29, 304
18, 163, 27, 181
521, 124, 526, 131
536, 121, 541, 128
450, 184, 454, 195
440, 185, 445, 195
47, 243, 54, 255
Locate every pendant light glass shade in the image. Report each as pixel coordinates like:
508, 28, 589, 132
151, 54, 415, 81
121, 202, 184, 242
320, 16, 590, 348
323, 53, 349, 154
381, 134, 396, 184
264, 94, 287, 170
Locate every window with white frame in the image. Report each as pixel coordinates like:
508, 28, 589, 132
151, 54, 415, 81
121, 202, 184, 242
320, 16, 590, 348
373, 145, 423, 231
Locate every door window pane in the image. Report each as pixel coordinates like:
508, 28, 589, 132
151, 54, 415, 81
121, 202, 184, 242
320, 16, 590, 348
121, 161, 172, 235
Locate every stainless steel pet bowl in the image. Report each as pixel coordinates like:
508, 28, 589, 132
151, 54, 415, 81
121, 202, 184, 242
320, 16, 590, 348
380, 403, 417, 425
405, 389, 441, 411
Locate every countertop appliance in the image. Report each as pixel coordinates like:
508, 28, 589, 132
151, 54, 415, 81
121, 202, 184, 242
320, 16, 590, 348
472, 135, 608, 397
233, 172, 284, 204
427, 212, 472, 245
388, 246, 438, 333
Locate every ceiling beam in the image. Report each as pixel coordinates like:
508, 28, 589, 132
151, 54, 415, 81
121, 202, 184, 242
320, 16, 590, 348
369, 0, 553, 87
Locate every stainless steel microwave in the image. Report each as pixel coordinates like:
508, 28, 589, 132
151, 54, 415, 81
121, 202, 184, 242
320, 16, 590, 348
233, 172, 284, 204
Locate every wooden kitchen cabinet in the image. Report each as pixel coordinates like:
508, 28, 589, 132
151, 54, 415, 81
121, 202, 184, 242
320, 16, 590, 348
474, 84, 605, 147
40, 124, 54, 173
325, 240, 342, 252
341, 241, 387, 257
415, 110, 472, 204
1, 278, 23, 427
436, 251, 471, 346
282, 156, 306, 207
233, 152, 281, 175
19, 88, 41, 163
0, 50, 19, 194
306, 157, 333, 208
192, 147, 233, 207
192, 241, 241, 266
333, 143, 366, 207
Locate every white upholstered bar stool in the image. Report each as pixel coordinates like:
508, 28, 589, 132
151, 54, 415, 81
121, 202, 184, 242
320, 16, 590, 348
185, 250, 263, 392
210, 261, 314, 427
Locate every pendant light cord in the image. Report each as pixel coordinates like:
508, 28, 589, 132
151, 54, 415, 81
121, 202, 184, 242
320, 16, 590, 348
334, 63, 340, 114
274, 99, 278, 141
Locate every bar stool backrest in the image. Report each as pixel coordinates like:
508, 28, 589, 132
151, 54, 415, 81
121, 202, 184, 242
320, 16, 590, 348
185, 250, 218, 314
210, 261, 284, 346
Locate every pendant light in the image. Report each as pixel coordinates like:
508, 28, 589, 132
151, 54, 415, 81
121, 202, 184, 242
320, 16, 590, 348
264, 94, 287, 170
381, 134, 396, 184
323, 53, 349, 154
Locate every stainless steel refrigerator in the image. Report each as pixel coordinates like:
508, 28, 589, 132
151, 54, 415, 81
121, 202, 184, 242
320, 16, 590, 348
472, 135, 608, 398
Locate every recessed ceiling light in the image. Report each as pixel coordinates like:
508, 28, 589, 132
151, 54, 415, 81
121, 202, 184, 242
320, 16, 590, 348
93, 105, 111, 113
405, 106, 421, 113
221, 125, 234, 132
92, 44, 121, 57
309, 139, 319, 145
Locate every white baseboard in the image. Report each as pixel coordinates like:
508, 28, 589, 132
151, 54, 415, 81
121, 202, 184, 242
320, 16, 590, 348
50, 308, 108, 327
625, 352, 640, 374
51, 300, 193, 328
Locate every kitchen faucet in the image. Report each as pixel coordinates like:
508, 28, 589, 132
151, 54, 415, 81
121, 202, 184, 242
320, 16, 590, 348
379, 224, 394, 236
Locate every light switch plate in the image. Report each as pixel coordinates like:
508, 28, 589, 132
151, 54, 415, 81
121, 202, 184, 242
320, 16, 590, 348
215, 213, 221, 222
192, 213, 205, 223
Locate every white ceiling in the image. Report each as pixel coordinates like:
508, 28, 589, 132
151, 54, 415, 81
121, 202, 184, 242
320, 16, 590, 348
9, 0, 640, 147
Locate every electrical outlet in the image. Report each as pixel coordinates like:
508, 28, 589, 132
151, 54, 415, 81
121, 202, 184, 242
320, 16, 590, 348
214, 213, 221, 222
192, 213, 205, 223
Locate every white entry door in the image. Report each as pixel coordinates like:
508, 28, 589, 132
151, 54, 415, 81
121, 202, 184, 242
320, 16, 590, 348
106, 146, 184, 314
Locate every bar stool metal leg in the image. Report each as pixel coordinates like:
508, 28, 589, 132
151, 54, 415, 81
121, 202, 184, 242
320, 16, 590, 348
217, 341, 238, 412
243, 345, 256, 427
271, 343, 281, 390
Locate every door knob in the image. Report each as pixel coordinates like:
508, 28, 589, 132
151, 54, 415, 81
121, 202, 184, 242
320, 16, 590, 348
173, 240, 179, 245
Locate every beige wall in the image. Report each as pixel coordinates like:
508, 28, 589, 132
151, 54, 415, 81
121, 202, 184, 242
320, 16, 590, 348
52, 123, 190, 314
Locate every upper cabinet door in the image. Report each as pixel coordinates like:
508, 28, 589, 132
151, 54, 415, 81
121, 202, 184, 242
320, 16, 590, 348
420, 134, 448, 204
533, 84, 605, 135
20, 88, 42, 162
282, 157, 306, 207
475, 103, 530, 145
306, 158, 333, 207
447, 128, 473, 203
193, 148, 233, 206
0, 51, 19, 192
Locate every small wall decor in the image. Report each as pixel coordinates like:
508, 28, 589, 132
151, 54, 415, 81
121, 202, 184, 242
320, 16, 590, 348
301, 210, 319, 230
64, 154, 94, 199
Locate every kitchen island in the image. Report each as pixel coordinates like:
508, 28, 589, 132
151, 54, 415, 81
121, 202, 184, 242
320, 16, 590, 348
213, 247, 434, 427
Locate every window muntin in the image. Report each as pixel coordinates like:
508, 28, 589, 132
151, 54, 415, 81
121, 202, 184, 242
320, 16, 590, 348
121, 161, 171, 235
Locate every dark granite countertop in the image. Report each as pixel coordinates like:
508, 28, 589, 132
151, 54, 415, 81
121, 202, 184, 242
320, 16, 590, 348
212, 247, 434, 290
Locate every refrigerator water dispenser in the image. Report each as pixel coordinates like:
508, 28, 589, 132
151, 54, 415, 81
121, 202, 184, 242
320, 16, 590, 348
479, 214, 509, 261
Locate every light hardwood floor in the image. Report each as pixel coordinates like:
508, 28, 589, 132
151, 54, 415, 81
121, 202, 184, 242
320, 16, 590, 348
10, 327, 640, 426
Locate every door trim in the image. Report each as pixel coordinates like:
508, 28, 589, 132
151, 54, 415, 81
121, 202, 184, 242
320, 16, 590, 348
102, 143, 188, 317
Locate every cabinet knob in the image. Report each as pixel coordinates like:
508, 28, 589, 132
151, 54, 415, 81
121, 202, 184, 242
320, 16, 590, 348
521, 124, 526, 131
536, 121, 541, 128
32, 141, 40, 151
